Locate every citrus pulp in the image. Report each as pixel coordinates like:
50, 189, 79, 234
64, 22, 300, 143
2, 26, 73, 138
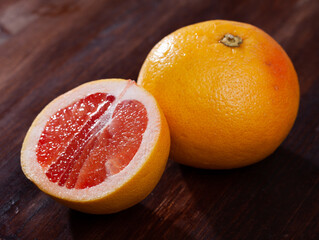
21, 79, 170, 214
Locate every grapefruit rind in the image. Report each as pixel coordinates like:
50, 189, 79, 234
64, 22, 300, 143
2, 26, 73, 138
137, 20, 299, 169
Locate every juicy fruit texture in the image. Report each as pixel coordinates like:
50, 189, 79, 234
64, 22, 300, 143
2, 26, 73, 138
37, 93, 147, 189
138, 20, 299, 169
21, 79, 170, 214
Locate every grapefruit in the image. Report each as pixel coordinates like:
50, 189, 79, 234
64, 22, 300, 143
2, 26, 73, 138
138, 20, 299, 169
21, 79, 170, 214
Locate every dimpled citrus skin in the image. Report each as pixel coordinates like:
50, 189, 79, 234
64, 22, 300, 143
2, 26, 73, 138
138, 20, 299, 169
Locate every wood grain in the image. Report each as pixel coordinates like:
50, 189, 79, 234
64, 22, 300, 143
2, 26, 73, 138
0, 0, 318, 239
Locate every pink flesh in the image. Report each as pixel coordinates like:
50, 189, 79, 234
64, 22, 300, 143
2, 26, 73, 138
36, 93, 148, 189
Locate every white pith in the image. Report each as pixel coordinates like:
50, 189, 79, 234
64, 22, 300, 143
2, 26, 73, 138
21, 79, 161, 201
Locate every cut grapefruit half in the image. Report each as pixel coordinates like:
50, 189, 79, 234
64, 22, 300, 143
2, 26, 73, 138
21, 79, 170, 214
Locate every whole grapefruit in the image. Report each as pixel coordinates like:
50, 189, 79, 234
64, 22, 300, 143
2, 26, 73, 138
138, 20, 299, 169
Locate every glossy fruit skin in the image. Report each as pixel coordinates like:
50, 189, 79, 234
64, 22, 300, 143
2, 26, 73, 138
138, 20, 299, 169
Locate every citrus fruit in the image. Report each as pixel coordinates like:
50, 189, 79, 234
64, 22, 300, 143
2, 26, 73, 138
21, 79, 170, 214
138, 20, 299, 169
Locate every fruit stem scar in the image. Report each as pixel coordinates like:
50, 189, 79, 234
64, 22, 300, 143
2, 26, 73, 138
220, 33, 243, 47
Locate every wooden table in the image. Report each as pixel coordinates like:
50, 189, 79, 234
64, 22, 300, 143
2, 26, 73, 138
0, 0, 318, 239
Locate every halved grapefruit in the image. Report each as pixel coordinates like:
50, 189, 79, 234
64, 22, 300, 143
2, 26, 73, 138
21, 79, 170, 214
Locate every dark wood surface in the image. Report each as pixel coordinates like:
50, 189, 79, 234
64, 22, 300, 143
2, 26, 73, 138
0, 0, 318, 239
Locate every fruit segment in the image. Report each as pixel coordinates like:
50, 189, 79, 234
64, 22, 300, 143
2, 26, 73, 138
36, 93, 148, 189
